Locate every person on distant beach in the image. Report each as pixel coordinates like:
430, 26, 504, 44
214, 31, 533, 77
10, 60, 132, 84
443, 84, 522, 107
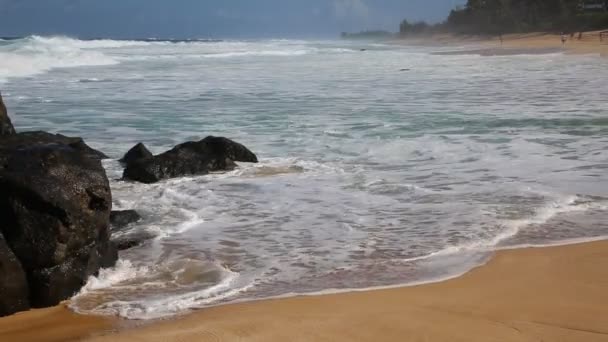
561, 32, 567, 46
499, 34, 503, 46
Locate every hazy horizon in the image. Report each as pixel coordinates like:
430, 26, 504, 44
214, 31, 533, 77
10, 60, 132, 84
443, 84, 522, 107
0, 0, 465, 39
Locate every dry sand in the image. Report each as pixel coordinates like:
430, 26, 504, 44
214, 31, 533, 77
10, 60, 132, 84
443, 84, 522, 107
2, 240, 607, 342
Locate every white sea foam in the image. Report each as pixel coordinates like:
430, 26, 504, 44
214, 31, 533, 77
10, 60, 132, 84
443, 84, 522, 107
204, 50, 310, 58
0, 36, 357, 81
0, 36, 119, 81
232, 157, 344, 178
72, 259, 253, 320
76, 259, 151, 292
398, 194, 603, 263
160, 209, 205, 237
26, 35, 154, 49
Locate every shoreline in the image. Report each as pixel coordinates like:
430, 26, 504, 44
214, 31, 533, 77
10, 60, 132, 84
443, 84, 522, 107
2, 239, 608, 341
397, 30, 608, 57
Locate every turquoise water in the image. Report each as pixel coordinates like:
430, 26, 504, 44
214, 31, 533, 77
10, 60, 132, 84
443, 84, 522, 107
2, 36, 608, 319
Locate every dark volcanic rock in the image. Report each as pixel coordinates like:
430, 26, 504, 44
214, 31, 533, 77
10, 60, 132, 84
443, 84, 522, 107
120, 142, 153, 166
110, 210, 142, 229
0, 92, 16, 136
114, 238, 142, 251
109, 211, 152, 251
0, 136, 117, 310
119, 143, 154, 165
0, 232, 29, 316
8, 131, 108, 160
112, 231, 155, 251
123, 136, 258, 184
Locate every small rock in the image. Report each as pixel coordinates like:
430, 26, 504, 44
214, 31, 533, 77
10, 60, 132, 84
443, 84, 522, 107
112, 231, 155, 251
110, 210, 142, 229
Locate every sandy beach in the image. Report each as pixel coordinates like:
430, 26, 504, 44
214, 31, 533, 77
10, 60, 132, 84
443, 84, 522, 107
1, 240, 606, 342
0, 305, 114, 342
493, 31, 608, 56
1, 2, 607, 341
403, 31, 608, 56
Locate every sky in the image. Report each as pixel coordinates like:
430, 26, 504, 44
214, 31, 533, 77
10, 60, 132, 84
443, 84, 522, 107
0, 0, 465, 39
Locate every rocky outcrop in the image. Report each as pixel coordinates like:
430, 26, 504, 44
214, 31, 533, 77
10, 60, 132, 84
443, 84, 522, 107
120, 143, 153, 166
0, 92, 16, 136
123, 136, 258, 183
110, 210, 142, 229
0, 134, 117, 313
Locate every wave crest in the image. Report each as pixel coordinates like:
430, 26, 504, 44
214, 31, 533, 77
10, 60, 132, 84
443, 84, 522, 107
0, 35, 120, 81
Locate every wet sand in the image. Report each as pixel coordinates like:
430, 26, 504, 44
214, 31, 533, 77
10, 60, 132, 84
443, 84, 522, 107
0, 305, 115, 342
3, 240, 607, 342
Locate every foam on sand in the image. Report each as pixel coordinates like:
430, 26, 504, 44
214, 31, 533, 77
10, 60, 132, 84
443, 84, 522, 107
71, 258, 254, 320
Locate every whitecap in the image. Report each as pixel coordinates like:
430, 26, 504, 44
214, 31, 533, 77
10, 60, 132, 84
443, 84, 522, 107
0, 35, 119, 81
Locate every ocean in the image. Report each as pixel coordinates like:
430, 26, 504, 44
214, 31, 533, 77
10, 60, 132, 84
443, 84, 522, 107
1, 36, 607, 320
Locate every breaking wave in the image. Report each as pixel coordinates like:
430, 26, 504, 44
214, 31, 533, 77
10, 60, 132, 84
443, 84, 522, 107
0, 36, 120, 81
0, 36, 358, 81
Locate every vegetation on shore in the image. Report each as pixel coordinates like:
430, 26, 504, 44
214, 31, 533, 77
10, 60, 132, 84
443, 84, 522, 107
399, 0, 608, 36
444, 0, 608, 35
342, 1, 608, 39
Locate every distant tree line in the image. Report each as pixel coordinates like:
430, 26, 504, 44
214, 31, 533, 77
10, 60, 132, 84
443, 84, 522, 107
398, 0, 608, 36
399, 20, 443, 35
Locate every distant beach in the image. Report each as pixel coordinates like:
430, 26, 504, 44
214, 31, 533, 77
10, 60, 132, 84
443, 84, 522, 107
398, 30, 608, 57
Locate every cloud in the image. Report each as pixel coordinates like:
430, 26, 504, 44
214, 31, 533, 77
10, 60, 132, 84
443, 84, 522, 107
333, 0, 369, 19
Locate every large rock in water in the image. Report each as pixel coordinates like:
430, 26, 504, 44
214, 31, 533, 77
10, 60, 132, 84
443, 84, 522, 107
0, 92, 16, 136
0, 134, 117, 312
119, 142, 152, 165
123, 136, 258, 183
